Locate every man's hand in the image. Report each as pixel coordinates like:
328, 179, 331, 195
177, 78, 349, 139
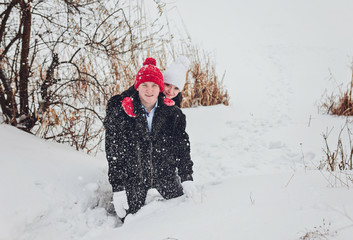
113, 190, 129, 218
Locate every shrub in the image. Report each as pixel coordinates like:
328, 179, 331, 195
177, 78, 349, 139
181, 47, 229, 108
319, 67, 353, 187
320, 66, 353, 116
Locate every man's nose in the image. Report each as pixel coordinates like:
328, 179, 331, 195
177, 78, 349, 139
146, 86, 153, 93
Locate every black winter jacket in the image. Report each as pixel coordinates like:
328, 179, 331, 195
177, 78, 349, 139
104, 94, 193, 192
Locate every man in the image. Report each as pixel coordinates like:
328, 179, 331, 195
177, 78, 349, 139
104, 58, 195, 220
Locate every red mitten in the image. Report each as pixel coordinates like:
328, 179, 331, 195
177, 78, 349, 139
163, 97, 175, 106
122, 97, 136, 117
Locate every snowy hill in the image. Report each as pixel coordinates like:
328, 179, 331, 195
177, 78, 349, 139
2, 0, 353, 239
1, 104, 353, 239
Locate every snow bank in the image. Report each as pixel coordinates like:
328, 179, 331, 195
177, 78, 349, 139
0, 125, 116, 240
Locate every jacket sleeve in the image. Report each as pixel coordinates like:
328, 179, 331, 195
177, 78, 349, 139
174, 111, 194, 182
104, 95, 127, 192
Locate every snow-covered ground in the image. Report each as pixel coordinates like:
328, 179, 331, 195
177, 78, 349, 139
2, 0, 353, 239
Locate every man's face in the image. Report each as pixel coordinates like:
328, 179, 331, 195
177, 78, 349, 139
163, 83, 180, 99
137, 82, 160, 106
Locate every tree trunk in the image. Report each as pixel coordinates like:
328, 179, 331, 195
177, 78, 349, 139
19, 0, 31, 116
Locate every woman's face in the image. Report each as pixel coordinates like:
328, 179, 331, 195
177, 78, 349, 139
163, 83, 180, 99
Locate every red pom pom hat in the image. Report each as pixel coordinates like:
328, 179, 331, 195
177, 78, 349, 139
134, 58, 164, 92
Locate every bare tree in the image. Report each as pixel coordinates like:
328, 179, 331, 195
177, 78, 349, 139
0, 0, 166, 153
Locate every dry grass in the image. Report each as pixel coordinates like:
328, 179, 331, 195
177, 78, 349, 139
181, 48, 229, 108
318, 68, 353, 188
321, 67, 353, 116
320, 120, 353, 172
299, 219, 337, 240
330, 91, 353, 116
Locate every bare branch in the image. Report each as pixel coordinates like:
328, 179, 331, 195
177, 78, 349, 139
0, 0, 20, 42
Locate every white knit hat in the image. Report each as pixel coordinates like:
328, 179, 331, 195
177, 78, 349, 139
163, 56, 190, 91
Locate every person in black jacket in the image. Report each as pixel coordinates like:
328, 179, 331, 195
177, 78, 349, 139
119, 56, 190, 107
104, 57, 195, 220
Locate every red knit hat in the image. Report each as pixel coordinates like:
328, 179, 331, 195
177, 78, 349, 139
134, 58, 164, 92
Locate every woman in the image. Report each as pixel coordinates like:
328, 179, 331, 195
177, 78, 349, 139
120, 56, 190, 107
